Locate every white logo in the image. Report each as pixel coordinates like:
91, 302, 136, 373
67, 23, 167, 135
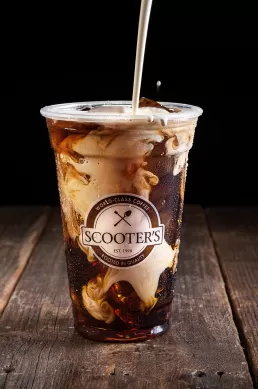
79, 194, 164, 269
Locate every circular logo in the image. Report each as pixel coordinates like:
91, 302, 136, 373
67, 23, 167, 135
79, 194, 164, 269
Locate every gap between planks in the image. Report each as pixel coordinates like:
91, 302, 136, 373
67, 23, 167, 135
0, 207, 52, 316
205, 208, 258, 389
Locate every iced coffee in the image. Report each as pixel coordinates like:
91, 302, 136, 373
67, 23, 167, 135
41, 98, 202, 341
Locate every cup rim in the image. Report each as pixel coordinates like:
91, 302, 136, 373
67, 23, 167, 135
40, 100, 203, 122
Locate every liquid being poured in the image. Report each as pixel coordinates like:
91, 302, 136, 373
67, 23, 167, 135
132, 0, 153, 115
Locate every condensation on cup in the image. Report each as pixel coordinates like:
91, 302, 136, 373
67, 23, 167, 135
40, 98, 203, 341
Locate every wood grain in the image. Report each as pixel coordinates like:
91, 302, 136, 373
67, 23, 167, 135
0, 207, 254, 389
0, 207, 51, 315
207, 207, 258, 388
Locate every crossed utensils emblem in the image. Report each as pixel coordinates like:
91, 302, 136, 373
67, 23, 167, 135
114, 210, 132, 227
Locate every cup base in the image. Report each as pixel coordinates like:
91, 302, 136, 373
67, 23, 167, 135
74, 321, 170, 342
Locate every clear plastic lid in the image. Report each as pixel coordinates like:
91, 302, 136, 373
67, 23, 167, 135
40, 101, 203, 123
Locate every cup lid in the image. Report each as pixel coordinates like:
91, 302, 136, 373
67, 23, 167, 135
40, 101, 203, 122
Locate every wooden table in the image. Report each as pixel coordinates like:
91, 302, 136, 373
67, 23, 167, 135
0, 206, 257, 389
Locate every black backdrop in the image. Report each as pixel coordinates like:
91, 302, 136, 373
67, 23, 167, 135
5, 79, 256, 207
2, 2, 256, 206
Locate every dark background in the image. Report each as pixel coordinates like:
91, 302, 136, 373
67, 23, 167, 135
2, 2, 256, 206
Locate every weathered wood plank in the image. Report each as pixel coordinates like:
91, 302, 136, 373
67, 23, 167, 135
0, 207, 50, 315
0, 207, 253, 389
207, 207, 258, 388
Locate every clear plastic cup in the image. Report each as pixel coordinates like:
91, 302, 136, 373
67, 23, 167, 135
41, 100, 203, 342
